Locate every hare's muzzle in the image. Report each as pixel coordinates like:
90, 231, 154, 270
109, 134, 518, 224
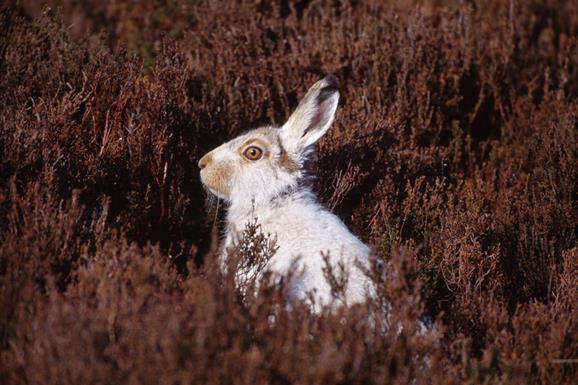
198, 153, 212, 169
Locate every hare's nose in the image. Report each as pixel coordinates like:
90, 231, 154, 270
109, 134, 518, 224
198, 154, 212, 170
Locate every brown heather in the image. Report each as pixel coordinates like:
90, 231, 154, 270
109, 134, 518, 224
0, 1, 576, 384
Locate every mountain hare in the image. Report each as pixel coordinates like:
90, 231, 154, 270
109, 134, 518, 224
199, 75, 373, 309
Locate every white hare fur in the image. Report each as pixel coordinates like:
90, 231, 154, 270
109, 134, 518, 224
199, 75, 372, 310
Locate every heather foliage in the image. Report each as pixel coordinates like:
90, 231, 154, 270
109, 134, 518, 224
0, 1, 576, 384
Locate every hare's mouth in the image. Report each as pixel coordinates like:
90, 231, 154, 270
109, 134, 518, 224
199, 160, 233, 200
200, 172, 230, 200
203, 184, 229, 200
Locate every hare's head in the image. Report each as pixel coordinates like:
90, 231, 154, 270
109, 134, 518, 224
199, 75, 339, 205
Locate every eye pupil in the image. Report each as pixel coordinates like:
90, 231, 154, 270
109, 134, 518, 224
243, 145, 263, 160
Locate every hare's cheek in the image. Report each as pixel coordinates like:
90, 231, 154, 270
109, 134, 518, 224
200, 163, 234, 196
277, 150, 299, 173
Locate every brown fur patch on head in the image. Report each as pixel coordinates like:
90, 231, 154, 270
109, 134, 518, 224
200, 161, 233, 197
277, 140, 299, 173
198, 152, 213, 169
235, 128, 299, 172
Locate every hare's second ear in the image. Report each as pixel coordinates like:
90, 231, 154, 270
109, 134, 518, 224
281, 75, 339, 154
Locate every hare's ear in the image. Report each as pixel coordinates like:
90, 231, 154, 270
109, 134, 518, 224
280, 75, 339, 154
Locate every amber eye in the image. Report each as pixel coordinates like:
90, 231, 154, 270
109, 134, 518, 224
242, 145, 263, 161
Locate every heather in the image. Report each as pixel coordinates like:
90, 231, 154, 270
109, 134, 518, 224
0, 1, 576, 384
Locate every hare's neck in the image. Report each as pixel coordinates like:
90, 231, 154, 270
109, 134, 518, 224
225, 187, 316, 233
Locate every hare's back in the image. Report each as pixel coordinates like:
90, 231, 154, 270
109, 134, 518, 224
261, 203, 371, 302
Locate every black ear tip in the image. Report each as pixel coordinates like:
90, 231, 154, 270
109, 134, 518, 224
323, 74, 339, 89
316, 74, 339, 104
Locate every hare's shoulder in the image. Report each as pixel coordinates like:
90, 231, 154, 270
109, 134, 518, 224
258, 201, 368, 257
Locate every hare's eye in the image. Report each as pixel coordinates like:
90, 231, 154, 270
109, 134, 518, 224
242, 146, 263, 161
